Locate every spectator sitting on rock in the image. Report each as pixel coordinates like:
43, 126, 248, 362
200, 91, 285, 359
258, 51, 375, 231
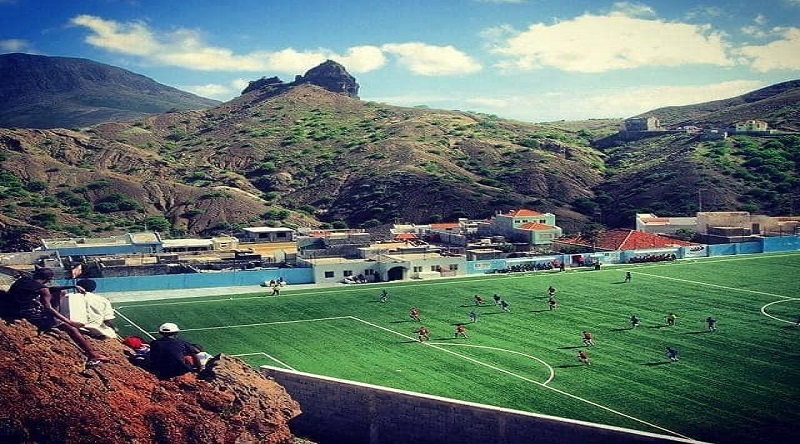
69, 279, 119, 339
7, 267, 110, 366
149, 322, 205, 379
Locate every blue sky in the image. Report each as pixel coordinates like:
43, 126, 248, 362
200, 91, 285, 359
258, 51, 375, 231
2, 0, 799, 122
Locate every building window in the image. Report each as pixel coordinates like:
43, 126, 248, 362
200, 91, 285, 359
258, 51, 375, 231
343, 270, 353, 277
365, 269, 375, 275
413, 266, 422, 273
324, 271, 334, 278
449, 264, 459, 271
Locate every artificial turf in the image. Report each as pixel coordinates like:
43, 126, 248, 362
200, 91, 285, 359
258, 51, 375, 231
115, 251, 800, 443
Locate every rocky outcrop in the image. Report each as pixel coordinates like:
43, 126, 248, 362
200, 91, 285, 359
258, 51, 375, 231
294, 60, 359, 98
241, 60, 359, 98
0, 319, 301, 443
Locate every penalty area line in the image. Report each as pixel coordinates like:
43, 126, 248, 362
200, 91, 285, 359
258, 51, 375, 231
633, 272, 794, 300
113, 309, 156, 341
230, 352, 295, 371
350, 316, 694, 441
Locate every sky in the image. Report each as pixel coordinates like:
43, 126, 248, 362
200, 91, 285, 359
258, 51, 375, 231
2, 0, 800, 123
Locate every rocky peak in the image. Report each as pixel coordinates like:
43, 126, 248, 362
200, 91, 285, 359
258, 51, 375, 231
295, 60, 359, 98
241, 60, 359, 98
241, 76, 285, 95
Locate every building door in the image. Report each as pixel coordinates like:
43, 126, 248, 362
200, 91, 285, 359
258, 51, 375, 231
387, 266, 405, 281
752, 223, 760, 235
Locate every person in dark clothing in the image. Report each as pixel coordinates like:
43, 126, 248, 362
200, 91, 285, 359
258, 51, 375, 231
148, 322, 202, 379
7, 267, 109, 366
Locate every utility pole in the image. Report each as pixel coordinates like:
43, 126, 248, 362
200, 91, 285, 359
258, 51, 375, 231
698, 189, 703, 213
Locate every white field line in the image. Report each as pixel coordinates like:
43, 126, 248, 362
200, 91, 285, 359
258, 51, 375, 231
151, 316, 352, 334
115, 251, 800, 308
349, 316, 693, 440
113, 309, 156, 341
632, 271, 795, 300
426, 342, 555, 385
760, 299, 800, 324
230, 352, 295, 371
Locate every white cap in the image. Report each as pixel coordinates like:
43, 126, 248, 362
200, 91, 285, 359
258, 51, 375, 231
158, 322, 180, 334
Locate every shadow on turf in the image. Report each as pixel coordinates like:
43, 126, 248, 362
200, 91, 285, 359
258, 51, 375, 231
530, 309, 550, 313
641, 361, 671, 366
555, 364, 585, 368
684, 330, 711, 334
647, 325, 669, 329
557, 346, 582, 350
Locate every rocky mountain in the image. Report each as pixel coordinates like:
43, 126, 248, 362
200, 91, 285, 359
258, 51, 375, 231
0, 318, 300, 443
0, 57, 798, 251
0, 53, 220, 129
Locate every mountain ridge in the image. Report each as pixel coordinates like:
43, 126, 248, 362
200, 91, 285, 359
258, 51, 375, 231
0, 53, 220, 129
0, 55, 798, 250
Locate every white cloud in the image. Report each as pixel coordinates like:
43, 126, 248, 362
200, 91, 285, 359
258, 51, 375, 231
736, 27, 800, 71
381, 42, 482, 75
754, 14, 768, 26
610, 2, 657, 19
489, 13, 734, 73
460, 80, 765, 122
69, 15, 480, 77
182, 78, 251, 101
0, 39, 31, 52
330, 45, 386, 73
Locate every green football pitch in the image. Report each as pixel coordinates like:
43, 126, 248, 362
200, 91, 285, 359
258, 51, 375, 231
114, 252, 800, 444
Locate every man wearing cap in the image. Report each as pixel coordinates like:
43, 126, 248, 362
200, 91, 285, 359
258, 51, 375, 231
148, 322, 203, 379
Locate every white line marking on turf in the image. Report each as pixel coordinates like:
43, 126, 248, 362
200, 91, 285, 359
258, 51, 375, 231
427, 342, 555, 385
151, 316, 352, 333
231, 352, 295, 371
760, 299, 800, 324
113, 309, 156, 340
349, 316, 693, 440
632, 271, 794, 300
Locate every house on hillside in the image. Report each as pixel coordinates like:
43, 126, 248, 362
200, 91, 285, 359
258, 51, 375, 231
554, 228, 696, 252
41, 232, 163, 257
477, 209, 563, 247
238, 226, 295, 243
635, 213, 697, 235
622, 116, 661, 132
697, 211, 800, 243
733, 120, 769, 133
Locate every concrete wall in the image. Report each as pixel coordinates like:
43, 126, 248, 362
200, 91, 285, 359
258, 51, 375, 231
261, 366, 693, 444
56, 267, 314, 292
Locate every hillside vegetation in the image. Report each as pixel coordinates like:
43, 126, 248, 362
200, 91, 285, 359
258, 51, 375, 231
1, 61, 799, 251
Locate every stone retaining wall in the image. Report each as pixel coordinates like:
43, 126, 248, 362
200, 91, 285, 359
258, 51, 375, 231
261, 366, 699, 444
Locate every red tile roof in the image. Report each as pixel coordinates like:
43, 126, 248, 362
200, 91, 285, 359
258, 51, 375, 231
558, 229, 696, 251
519, 222, 555, 231
501, 209, 543, 217
430, 223, 460, 229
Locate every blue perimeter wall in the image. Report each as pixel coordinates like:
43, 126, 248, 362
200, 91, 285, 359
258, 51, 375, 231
60, 268, 314, 292
56, 236, 799, 292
